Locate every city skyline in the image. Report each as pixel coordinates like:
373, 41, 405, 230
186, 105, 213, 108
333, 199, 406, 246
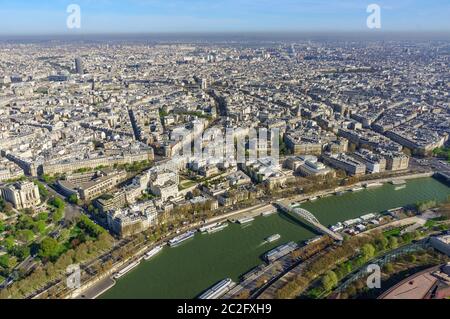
0, 0, 449, 35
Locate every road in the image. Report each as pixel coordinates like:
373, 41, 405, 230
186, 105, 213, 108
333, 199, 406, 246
410, 157, 449, 174
76, 277, 116, 299
42, 182, 83, 222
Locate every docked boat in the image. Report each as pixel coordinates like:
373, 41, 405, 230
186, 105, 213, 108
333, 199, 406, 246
113, 260, 141, 279
351, 187, 364, 192
265, 234, 281, 243
395, 184, 406, 190
199, 222, 220, 233
237, 216, 254, 224
144, 245, 163, 260
364, 182, 383, 188
305, 236, 323, 245
168, 230, 195, 247
263, 242, 298, 263
330, 222, 344, 232
390, 179, 406, 185
309, 196, 318, 201
261, 208, 277, 217
206, 223, 228, 234
198, 278, 235, 299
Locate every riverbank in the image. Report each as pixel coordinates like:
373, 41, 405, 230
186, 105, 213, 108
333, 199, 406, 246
282, 171, 435, 205
77, 174, 446, 298
256, 212, 442, 299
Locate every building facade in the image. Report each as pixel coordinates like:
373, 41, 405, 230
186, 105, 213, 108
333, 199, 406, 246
1, 181, 41, 209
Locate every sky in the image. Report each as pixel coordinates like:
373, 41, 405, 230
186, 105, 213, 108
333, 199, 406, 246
0, 0, 449, 35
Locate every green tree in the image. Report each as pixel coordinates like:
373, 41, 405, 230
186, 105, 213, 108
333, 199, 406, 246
13, 245, 30, 259
49, 197, 65, 210
17, 215, 34, 230
321, 270, 339, 291
406, 254, 417, 263
36, 212, 49, 221
383, 263, 394, 274
95, 232, 114, 251
388, 236, 398, 250
38, 237, 61, 260
35, 181, 49, 200
74, 243, 89, 262
361, 243, 376, 260
375, 235, 389, 251
2, 236, 15, 251
67, 194, 79, 205
16, 229, 35, 243
401, 232, 413, 243
52, 210, 64, 223
77, 215, 106, 238
0, 255, 11, 268
34, 220, 47, 235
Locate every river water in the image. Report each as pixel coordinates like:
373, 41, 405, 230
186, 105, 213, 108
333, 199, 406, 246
101, 177, 450, 299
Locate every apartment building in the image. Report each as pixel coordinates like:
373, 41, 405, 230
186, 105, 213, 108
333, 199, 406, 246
321, 153, 366, 176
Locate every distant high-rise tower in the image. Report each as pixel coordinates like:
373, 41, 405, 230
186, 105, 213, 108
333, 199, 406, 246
75, 57, 84, 75
201, 78, 208, 90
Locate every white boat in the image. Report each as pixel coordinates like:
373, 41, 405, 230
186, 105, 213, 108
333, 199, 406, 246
237, 216, 254, 224
351, 187, 364, 192
168, 230, 195, 247
343, 218, 362, 227
144, 245, 163, 260
199, 222, 220, 233
360, 213, 377, 221
305, 236, 323, 245
330, 222, 344, 232
263, 242, 298, 263
261, 208, 277, 217
309, 196, 318, 201
113, 260, 141, 279
395, 184, 406, 190
206, 223, 228, 234
265, 234, 281, 243
198, 278, 235, 299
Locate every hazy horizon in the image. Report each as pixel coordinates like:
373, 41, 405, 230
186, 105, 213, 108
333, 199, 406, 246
1, 31, 450, 44
0, 0, 449, 35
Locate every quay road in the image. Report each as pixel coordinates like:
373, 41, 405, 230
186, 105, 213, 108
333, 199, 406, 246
222, 251, 301, 299
256, 247, 333, 299
76, 275, 116, 299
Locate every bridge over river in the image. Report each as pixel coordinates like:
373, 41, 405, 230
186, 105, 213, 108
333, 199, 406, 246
275, 202, 343, 241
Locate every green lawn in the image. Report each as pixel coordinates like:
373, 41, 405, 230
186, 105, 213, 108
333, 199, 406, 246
179, 179, 198, 190
383, 228, 401, 237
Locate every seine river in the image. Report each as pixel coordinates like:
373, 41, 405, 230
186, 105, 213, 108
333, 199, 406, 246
101, 177, 450, 299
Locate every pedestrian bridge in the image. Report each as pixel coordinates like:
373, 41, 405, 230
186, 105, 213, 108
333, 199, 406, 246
275, 202, 343, 241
